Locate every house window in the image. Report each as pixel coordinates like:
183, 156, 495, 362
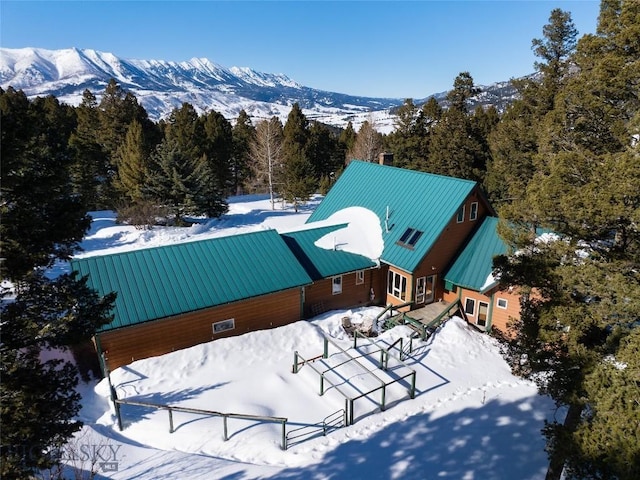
387, 270, 407, 301
356, 270, 365, 285
497, 298, 508, 309
464, 297, 476, 316
457, 205, 465, 223
397, 227, 423, 248
213, 318, 235, 334
469, 202, 478, 221
332, 276, 343, 295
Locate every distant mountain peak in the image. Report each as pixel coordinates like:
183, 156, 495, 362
1, 47, 522, 133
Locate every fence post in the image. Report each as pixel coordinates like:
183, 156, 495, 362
323, 338, 328, 359
349, 399, 354, 425
410, 371, 416, 399
223, 415, 228, 441
293, 351, 299, 374
168, 408, 174, 433
320, 374, 325, 396
381, 385, 386, 411
344, 399, 349, 427
281, 420, 287, 450
114, 400, 123, 431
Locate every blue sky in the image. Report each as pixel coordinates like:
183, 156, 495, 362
1, 1, 600, 98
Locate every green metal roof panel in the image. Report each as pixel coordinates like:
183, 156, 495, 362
71, 229, 312, 331
282, 224, 378, 280
307, 161, 477, 272
443, 217, 506, 291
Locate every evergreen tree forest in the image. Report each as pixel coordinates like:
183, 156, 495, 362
0, 0, 638, 477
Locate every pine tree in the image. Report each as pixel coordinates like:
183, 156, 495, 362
446, 71, 479, 113
0, 89, 89, 280
531, 8, 578, 114
282, 151, 316, 212
339, 121, 357, 163
199, 109, 232, 216
495, 3, 640, 478
1, 89, 115, 477
306, 121, 344, 182
386, 99, 430, 171
97, 79, 153, 207
486, 100, 539, 205
231, 109, 255, 195
146, 138, 202, 224
113, 120, 150, 203
69, 89, 109, 210
281, 104, 315, 210
427, 73, 487, 182
487, 9, 578, 207
1, 272, 115, 478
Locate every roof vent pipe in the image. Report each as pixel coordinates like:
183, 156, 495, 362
385, 206, 390, 233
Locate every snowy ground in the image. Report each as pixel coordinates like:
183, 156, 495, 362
57, 194, 555, 479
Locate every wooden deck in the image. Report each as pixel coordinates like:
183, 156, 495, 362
406, 301, 460, 325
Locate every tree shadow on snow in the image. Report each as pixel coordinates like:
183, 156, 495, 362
246, 395, 552, 480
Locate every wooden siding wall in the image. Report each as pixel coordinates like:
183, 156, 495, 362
385, 265, 413, 311
303, 268, 385, 318
385, 187, 491, 310
488, 288, 522, 334
418, 188, 491, 303
442, 286, 522, 335
98, 288, 303, 371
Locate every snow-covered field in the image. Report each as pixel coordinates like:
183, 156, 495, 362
60, 194, 555, 479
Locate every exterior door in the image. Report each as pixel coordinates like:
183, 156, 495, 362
424, 275, 435, 303
477, 301, 489, 327
415, 277, 426, 304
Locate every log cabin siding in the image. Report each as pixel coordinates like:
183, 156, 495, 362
303, 268, 385, 318
98, 288, 303, 371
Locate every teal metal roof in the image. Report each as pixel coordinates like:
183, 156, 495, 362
307, 161, 478, 272
444, 217, 506, 291
282, 224, 378, 280
71, 229, 312, 332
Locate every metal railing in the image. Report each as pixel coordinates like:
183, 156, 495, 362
285, 409, 346, 447
113, 398, 289, 450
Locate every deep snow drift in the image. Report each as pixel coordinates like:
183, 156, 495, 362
58, 194, 554, 479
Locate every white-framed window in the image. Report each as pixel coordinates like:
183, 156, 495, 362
356, 270, 365, 285
469, 202, 478, 221
213, 318, 235, 334
332, 276, 343, 295
497, 298, 508, 309
387, 270, 408, 301
464, 297, 476, 316
457, 205, 465, 223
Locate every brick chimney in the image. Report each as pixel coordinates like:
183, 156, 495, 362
378, 152, 394, 166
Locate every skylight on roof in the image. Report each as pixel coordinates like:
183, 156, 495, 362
397, 227, 423, 249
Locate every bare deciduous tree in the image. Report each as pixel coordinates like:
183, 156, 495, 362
249, 117, 284, 210
348, 116, 384, 164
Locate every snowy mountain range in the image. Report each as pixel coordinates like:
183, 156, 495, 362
0, 47, 521, 132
